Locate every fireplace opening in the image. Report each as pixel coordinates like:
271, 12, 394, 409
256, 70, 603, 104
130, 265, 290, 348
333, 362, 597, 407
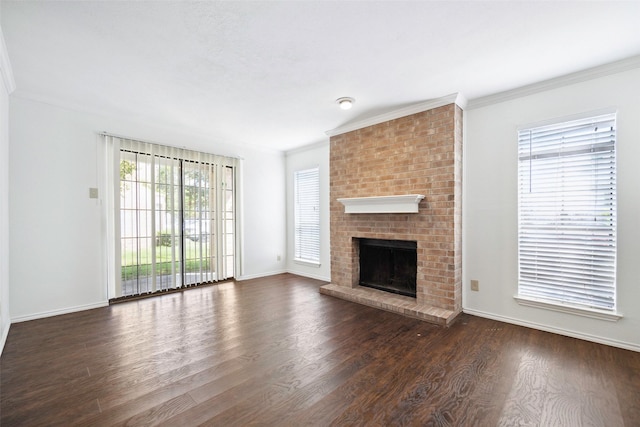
359, 238, 417, 298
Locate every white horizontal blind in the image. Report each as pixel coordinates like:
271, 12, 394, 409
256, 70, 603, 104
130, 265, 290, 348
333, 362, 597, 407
518, 113, 616, 311
294, 167, 320, 263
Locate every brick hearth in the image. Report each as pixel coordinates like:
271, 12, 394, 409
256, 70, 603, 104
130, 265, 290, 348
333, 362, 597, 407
320, 103, 463, 326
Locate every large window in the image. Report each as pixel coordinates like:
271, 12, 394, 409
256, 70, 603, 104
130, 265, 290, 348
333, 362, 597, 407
517, 112, 617, 312
294, 167, 320, 265
114, 137, 237, 298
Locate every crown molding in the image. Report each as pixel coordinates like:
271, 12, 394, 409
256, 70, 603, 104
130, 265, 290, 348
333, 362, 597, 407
285, 138, 329, 156
467, 55, 640, 110
0, 25, 16, 94
326, 92, 466, 137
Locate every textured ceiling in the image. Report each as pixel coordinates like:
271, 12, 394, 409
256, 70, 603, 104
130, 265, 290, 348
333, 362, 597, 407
2, 1, 640, 152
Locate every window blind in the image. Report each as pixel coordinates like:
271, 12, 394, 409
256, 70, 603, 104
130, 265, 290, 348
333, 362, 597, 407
294, 167, 320, 264
110, 136, 238, 299
517, 113, 616, 311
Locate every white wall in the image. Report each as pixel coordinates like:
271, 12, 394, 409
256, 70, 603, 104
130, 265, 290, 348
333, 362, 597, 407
0, 23, 12, 353
9, 96, 286, 321
285, 142, 331, 281
238, 144, 287, 280
463, 67, 640, 351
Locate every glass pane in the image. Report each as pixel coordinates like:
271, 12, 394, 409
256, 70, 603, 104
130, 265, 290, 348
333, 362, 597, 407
119, 147, 236, 296
517, 114, 616, 310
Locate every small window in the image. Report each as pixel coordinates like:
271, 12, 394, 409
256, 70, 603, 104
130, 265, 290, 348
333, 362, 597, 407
294, 167, 320, 265
517, 112, 616, 311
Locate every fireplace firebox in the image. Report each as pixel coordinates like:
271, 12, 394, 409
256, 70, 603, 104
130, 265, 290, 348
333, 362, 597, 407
359, 238, 417, 298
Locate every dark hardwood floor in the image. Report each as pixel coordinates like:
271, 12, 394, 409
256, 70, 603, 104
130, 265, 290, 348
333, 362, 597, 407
1, 273, 639, 426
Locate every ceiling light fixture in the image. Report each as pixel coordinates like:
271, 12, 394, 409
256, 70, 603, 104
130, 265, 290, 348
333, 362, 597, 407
336, 97, 355, 110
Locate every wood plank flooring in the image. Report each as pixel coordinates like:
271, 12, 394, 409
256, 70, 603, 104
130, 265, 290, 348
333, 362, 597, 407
1, 273, 639, 426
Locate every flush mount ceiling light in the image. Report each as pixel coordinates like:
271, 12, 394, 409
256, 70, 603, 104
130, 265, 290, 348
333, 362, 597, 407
336, 97, 355, 110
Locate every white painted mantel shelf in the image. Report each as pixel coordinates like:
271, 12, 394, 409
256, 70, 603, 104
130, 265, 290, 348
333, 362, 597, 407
337, 194, 425, 214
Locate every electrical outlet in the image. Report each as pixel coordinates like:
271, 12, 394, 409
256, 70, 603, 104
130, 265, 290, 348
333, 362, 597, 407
277, 255, 281, 262
89, 187, 99, 199
470, 279, 479, 291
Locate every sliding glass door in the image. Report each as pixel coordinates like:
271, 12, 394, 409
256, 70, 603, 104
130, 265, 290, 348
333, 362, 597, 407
183, 162, 236, 285
117, 142, 235, 298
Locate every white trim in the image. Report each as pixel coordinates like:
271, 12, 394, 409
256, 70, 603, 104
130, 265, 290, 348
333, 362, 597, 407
338, 194, 425, 214
237, 270, 330, 283
517, 107, 618, 132
463, 308, 639, 353
11, 301, 109, 323
294, 259, 321, 268
286, 270, 331, 282
285, 139, 329, 157
0, 25, 16, 94
467, 55, 640, 110
326, 93, 466, 137
235, 270, 287, 281
514, 296, 622, 322
0, 322, 10, 357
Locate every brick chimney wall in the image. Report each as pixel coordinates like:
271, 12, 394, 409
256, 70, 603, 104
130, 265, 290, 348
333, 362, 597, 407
330, 103, 463, 313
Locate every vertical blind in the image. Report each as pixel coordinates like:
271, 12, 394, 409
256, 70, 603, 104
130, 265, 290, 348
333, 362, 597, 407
107, 135, 238, 299
517, 113, 617, 311
294, 167, 320, 264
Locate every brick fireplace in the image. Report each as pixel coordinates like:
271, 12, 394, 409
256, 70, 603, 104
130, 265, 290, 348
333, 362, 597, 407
320, 101, 463, 326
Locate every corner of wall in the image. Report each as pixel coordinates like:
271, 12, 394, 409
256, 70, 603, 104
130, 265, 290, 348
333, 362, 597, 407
0, 22, 12, 356
0, 316, 10, 356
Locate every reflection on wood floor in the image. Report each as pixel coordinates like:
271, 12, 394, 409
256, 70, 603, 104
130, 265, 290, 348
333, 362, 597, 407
1, 273, 638, 426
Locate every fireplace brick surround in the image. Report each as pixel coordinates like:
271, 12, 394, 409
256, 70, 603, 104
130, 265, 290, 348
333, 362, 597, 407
320, 103, 463, 326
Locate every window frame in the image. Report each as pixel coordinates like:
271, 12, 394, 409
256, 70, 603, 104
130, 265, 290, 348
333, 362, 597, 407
111, 136, 238, 300
293, 166, 321, 267
515, 110, 622, 321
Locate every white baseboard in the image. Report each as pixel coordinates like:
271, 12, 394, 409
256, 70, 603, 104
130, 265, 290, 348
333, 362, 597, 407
463, 308, 640, 352
286, 269, 331, 282
235, 270, 287, 281
11, 301, 109, 323
236, 270, 330, 283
